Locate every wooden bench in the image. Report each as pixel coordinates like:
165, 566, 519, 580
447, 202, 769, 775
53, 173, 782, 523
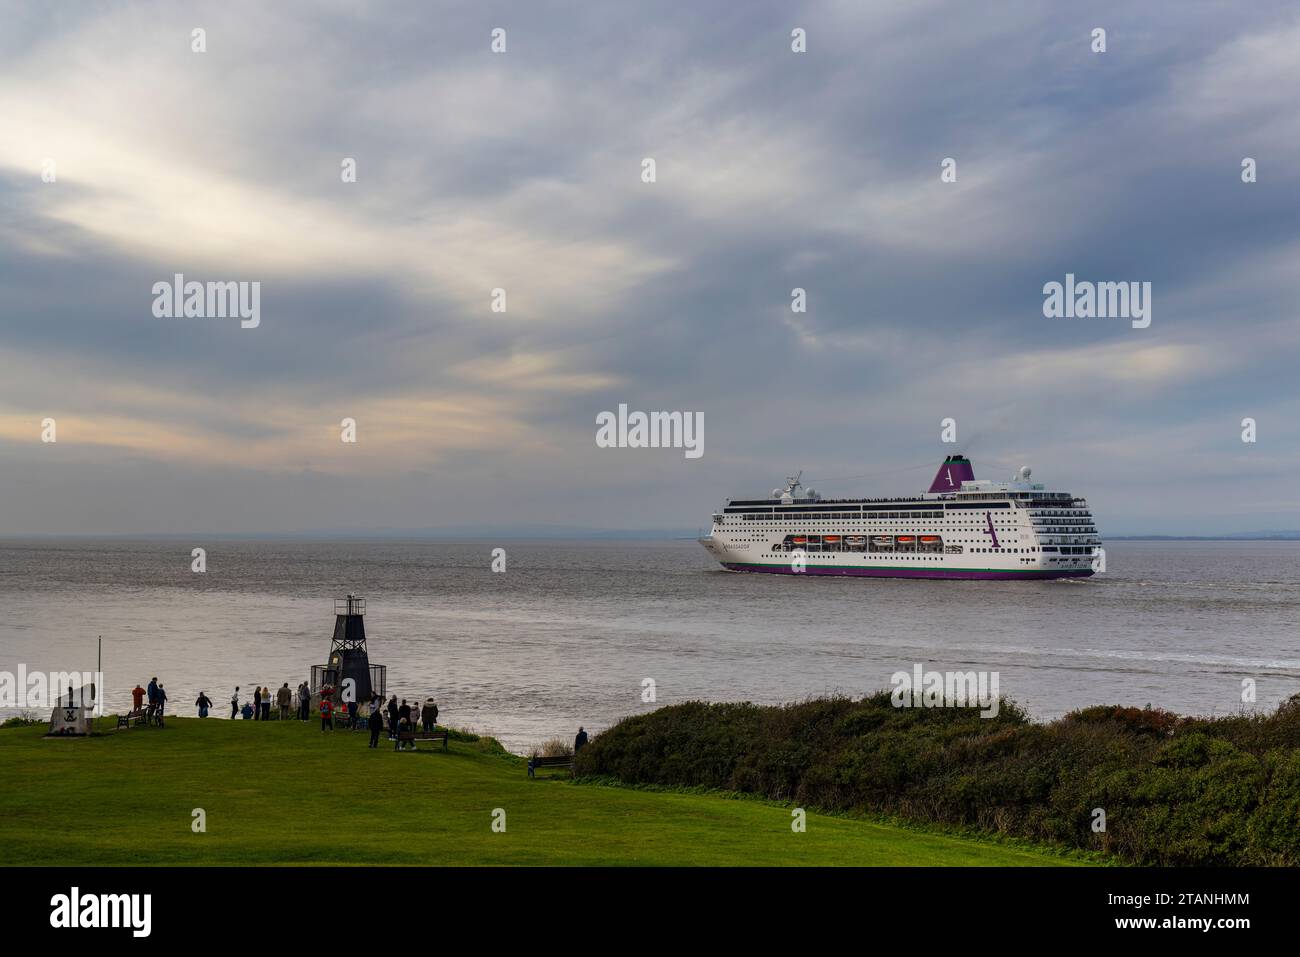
116, 709, 147, 730
527, 754, 574, 777
396, 729, 449, 751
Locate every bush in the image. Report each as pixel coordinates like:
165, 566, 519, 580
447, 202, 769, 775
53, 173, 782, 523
532, 737, 574, 759
576, 695, 1300, 865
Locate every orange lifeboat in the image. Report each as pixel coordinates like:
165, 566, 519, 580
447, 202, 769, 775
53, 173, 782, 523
792, 536, 806, 544
920, 536, 940, 543
896, 536, 915, 544
824, 536, 841, 543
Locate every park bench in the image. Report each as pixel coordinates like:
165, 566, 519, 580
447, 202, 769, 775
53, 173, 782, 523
116, 708, 147, 729
527, 754, 574, 777
396, 728, 449, 751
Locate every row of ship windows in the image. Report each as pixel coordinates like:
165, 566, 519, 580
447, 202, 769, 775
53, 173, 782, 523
726, 536, 1095, 557
733, 511, 945, 521
727, 517, 1022, 525
727, 513, 1042, 521
726, 509, 1090, 521
725, 522, 1035, 531
760, 543, 1095, 556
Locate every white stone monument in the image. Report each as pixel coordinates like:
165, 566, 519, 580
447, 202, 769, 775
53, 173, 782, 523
47, 683, 96, 736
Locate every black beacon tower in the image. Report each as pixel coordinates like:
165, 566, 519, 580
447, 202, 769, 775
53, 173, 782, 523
313, 595, 385, 703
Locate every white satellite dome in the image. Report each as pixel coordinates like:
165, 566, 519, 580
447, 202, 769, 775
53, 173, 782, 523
1018, 466, 1032, 480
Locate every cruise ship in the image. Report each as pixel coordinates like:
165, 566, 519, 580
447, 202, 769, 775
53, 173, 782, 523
699, 455, 1101, 580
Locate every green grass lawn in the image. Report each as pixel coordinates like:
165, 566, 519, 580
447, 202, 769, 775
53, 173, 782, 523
0, 717, 1086, 866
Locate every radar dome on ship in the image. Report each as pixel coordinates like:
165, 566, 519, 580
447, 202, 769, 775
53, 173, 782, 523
1019, 466, 1032, 480
772, 489, 784, 499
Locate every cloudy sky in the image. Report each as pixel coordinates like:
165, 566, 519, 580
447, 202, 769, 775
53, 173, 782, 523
2, 0, 1298, 536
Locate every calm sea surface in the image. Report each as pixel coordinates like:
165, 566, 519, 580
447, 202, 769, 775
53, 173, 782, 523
2, 539, 1298, 752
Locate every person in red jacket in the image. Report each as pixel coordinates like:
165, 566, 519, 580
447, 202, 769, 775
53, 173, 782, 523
132, 684, 145, 712
319, 693, 334, 732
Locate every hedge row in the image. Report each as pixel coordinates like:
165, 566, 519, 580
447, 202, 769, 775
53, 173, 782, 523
575, 693, 1300, 865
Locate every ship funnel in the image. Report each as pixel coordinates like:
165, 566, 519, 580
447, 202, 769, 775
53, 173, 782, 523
928, 454, 975, 492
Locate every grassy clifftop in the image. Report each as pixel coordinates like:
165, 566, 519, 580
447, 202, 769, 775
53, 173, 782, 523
0, 716, 1076, 866
576, 693, 1300, 866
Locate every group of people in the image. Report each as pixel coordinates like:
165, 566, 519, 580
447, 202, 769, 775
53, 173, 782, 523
227, 683, 296, 720
127, 678, 591, 756
130, 677, 170, 725
129, 679, 222, 723
317, 692, 441, 749
377, 694, 440, 749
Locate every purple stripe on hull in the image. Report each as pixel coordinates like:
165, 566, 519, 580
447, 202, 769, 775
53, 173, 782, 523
721, 562, 1093, 581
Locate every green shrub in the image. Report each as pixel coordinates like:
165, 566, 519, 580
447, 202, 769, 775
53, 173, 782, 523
532, 737, 574, 759
577, 694, 1300, 865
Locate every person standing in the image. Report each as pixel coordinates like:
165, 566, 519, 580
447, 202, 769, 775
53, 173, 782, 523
277, 683, 291, 721
146, 677, 160, 723
297, 682, 310, 721
230, 686, 240, 719
386, 695, 398, 741
574, 726, 589, 752
132, 683, 146, 713
195, 691, 212, 718
155, 684, 168, 725
421, 698, 437, 733
398, 698, 412, 736
253, 686, 261, 720
367, 705, 383, 748
319, 694, 334, 732
262, 687, 272, 721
